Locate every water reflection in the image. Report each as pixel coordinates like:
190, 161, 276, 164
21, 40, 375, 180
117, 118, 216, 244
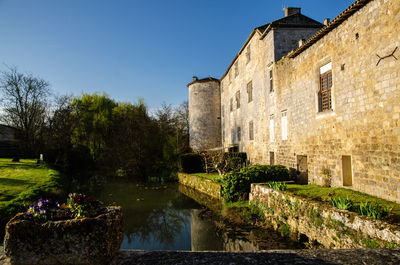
77, 178, 303, 251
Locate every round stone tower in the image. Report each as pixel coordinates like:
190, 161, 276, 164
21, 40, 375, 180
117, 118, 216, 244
187, 76, 221, 152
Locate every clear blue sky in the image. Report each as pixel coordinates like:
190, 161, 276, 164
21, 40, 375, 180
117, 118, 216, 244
0, 0, 354, 108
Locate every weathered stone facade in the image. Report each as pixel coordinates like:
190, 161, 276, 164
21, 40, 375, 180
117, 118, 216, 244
188, 0, 400, 202
188, 77, 221, 151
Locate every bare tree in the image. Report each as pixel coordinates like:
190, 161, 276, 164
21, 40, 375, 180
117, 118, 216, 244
0, 67, 50, 156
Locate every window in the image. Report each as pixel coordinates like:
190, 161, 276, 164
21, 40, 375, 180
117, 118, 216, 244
231, 129, 235, 143
269, 115, 274, 142
222, 105, 224, 118
281, 110, 287, 140
249, 121, 254, 140
319, 62, 332, 112
247, 81, 253, 102
230, 98, 233, 112
237, 127, 241, 141
269, 70, 274, 92
234, 61, 239, 77
236, 91, 240, 109
246, 45, 251, 64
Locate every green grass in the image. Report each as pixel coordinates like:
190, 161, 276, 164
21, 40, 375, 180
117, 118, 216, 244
286, 184, 400, 223
191, 172, 222, 183
0, 158, 67, 223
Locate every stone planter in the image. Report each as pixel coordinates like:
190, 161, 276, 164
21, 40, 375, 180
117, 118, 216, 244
4, 206, 123, 265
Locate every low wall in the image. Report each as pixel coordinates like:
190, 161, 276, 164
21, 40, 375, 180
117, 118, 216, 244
178, 173, 222, 199
249, 184, 400, 248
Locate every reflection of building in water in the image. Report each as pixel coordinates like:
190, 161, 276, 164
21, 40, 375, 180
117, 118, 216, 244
190, 209, 223, 251
190, 208, 304, 251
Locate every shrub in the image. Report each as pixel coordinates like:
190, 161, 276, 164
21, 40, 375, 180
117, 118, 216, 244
330, 197, 353, 210
221, 165, 290, 202
356, 201, 391, 220
268, 181, 287, 191
179, 153, 204, 173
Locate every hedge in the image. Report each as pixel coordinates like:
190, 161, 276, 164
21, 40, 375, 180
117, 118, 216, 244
221, 165, 290, 202
179, 153, 204, 173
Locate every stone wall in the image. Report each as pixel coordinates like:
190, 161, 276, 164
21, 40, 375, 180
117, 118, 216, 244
250, 184, 400, 248
178, 173, 222, 200
270, 0, 400, 202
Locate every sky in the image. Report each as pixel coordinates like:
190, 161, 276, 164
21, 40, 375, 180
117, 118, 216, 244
0, 0, 355, 109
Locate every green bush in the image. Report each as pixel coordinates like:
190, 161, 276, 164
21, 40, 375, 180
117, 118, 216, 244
221, 165, 290, 202
179, 153, 204, 173
224, 152, 247, 172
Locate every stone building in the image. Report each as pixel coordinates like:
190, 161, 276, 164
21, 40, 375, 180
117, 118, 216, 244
187, 0, 400, 203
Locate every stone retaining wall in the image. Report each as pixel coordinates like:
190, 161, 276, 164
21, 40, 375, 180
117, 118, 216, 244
249, 183, 400, 248
178, 173, 222, 199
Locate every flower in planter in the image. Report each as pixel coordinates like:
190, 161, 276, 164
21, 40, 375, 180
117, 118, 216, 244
67, 193, 101, 218
26, 199, 60, 220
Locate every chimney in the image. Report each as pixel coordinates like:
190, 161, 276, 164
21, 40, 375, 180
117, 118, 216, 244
324, 18, 330, 25
192, 76, 198, 81
285, 7, 301, 17
298, 39, 305, 47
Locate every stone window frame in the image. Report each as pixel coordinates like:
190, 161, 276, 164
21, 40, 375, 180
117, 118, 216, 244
246, 44, 251, 64
269, 114, 275, 142
234, 60, 239, 77
247, 81, 253, 103
236, 90, 240, 109
281, 110, 288, 141
249, 120, 254, 141
315, 59, 336, 116
269, 70, 274, 93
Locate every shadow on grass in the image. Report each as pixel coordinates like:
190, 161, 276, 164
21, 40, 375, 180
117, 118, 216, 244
0, 178, 31, 186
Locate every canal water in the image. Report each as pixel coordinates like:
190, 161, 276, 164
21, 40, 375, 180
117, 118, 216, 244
79, 179, 304, 251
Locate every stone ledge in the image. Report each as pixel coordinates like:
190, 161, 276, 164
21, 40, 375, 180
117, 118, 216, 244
2, 248, 400, 264
178, 173, 222, 199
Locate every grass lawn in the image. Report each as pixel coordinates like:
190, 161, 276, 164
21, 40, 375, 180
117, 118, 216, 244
191, 172, 222, 183
0, 158, 67, 222
286, 184, 400, 223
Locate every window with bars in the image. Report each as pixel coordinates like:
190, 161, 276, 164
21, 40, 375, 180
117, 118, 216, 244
269, 70, 274, 92
249, 121, 254, 140
236, 91, 240, 109
237, 126, 241, 142
247, 81, 253, 102
319, 62, 332, 112
230, 98, 233, 112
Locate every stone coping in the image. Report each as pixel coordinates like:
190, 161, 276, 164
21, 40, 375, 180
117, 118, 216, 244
2, 248, 399, 265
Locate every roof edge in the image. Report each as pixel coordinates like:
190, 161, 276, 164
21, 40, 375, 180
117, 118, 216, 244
187, 77, 220, 87
288, 0, 372, 58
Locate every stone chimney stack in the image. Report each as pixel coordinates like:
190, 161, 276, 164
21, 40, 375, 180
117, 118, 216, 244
324, 18, 330, 25
192, 76, 198, 81
285, 7, 301, 17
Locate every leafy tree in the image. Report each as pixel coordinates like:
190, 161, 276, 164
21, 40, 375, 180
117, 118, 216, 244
71, 93, 116, 161
0, 67, 50, 156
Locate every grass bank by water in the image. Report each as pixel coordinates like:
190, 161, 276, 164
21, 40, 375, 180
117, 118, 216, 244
0, 158, 67, 225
